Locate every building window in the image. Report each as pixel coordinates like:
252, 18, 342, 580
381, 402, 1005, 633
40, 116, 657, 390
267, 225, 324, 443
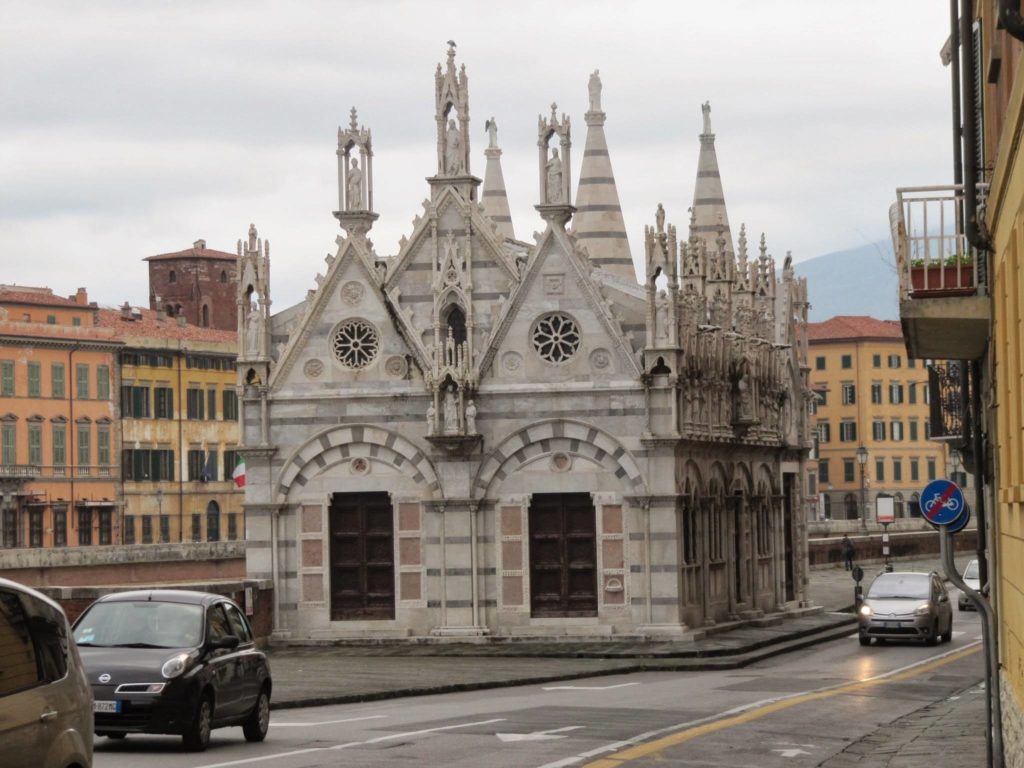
29, 509, 42, 547
1, 360, 14, 396
893, 459, 903, 482
77, 424, 90, 469
124, 516, 136, 545
27, 362, 40, 397
222, 390, 238, 420
872, 354, 881, 368
839, 421, 857, 442
872, 421, 885, 441
908, 358, 917, 368
925, 421, 932, 439
223, 450, 239, 481
1, 423, 15, 466
28, 424, 41, 465
53, 507, 66, 547
909, 420, 919, 441
875, 459, 885, 482
99, 510, 112, 545
823, 495, 832, 519
817, 422, 831, 443
817, 388, 828, 406
121, 385, 151, 418
187, 449, 206, 481
888, 354, 902, 368
819, 460, 830, 484
927, 457, 937, 481
46, 315, 56, 325
76, 364, 89, 399
78, 508, 92, 546
807, 472, 817, 496
206, 501, 220, 543
72, 317, 81, 327
96, 365, 110, 400
871, 382, 882, 404
894, 493, 905, 517
924, 386, 931, 405
2, 509, 17, 547
159, 515, 170, 543
844, 493, 858, 518
908, 383, 917, 405
51, 363, 64, 398
909, 492, 922, 517
141, 515, 152, 544
815, 356, 825, 370
841, 354, 852, 369
219, 270, 227, 283
97, 427, 110, 467
168, 269, 177, 284
890, 421, 904, 441
154, 386, 174, 419
228, 514, 238, 541
186, 388, 205, 420
889, 383, 904, 404
201, 305, 210, 327
841, 383, 856, 405
207, 388, 217, 420
843, 459, 855, 483
121, 448, 175, 481
191, 513, 201, 542
52, 424, 66, 469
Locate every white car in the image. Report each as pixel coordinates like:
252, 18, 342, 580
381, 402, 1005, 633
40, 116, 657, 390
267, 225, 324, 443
958, 559, 982, 611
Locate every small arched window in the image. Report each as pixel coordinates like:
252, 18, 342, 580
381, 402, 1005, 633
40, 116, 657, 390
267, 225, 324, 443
894, 492, 905, 518
219, 270, 227, 283
201, 305, 210, 327
168, 270, 177, 284
206, 500, 220, 542
844, 493, 858, 520
443, 305, 467, 346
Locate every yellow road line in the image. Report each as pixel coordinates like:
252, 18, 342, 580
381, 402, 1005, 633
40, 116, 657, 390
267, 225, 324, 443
583, 645, 981, 768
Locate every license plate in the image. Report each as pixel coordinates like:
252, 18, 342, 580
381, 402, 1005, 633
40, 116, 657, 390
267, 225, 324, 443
884, 621, 899, 628
93, 701, 121, 713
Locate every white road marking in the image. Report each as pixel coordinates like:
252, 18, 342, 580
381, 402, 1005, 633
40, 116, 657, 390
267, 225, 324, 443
193, 717, 506, 768
271, 714, 387, 727
534, 641, 982, 768
543, 682, 640, 691
497, 726, 585, 742
773, 747, 812, 758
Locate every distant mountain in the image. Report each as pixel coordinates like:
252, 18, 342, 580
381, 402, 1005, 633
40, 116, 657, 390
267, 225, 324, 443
794, 240, 898, 322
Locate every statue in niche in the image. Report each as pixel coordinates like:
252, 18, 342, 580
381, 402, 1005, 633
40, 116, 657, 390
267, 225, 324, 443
702, 101, 712, 134
245, 302, 263, 358
465, 399, 477, 434
546, 147, 564, 203
588, 69, 602, 112
485, 117, 498, 149
735, 370, 754, 422
656, 203, 665, 234
655, 290, 670, 341
443, 385, 459, 434
426, 401, 436, 433
445, 118, 464, 174
346, 157, 363, 210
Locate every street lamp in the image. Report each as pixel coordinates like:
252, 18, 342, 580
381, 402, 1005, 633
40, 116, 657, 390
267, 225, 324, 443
856, 445, 868, 533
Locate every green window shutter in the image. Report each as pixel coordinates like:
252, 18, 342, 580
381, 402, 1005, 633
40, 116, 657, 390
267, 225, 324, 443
52, 425, 66, 465
27, 362, 40, 397
97, 428, 110, 465
96, 365, 110, 400
1, 361, 14, 396
28, 425, 42, 465
76, 364, 89, 399
1, 424, 15, 465
77, 425, 90, 466
51, 363, 65, 398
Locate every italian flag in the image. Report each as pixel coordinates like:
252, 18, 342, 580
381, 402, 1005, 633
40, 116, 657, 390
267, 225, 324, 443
232, 454, 246, 488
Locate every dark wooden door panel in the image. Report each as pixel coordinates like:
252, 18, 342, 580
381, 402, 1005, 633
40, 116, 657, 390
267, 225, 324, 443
529, 493, 597, 617
329, 492, 395, 620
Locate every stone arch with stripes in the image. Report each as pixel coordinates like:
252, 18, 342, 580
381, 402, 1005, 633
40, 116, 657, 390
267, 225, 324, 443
473, 418, 648, 498
276, 423, 443, 501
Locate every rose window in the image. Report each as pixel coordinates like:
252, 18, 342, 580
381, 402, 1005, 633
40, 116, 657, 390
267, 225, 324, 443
531, 313, 581, 363
332, 320, 380, 368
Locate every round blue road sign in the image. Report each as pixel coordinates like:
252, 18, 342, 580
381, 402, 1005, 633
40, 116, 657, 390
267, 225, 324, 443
920, 479, 966, 527
947, 505, 971, 534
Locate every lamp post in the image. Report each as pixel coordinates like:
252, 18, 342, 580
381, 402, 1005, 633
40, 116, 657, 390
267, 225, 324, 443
856, 445, 868, 533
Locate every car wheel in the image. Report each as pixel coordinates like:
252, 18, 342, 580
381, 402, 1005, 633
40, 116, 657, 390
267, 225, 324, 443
859, 636, 871, 647
942, 618, 953, 643
926, 620, 939, 646
242, 687, 271, 743
958, 605, 965, 612
183, 695, 213, 752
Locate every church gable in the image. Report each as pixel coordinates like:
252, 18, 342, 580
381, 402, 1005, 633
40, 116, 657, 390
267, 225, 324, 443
270, 239, 422, 393
478, 228, 639, 385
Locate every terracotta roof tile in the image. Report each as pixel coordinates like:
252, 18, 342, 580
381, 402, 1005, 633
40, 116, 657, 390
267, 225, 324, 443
807, 315, 903, 342
96, 307, 237, 345
144, 245, 236, 262
0, 287, 93, 309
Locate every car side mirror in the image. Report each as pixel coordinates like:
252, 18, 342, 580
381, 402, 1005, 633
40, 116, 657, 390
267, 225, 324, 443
209, 634, 240, 650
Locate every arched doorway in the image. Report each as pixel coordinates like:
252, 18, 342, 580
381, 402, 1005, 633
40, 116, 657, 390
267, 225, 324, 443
206, 500, 220, 542
844, 493, 858, 520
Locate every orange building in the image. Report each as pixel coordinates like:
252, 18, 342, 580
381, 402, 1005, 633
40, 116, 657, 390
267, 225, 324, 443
0, 286, 121, 547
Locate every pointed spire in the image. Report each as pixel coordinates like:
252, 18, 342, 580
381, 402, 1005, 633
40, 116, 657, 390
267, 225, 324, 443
481, 117, 515, 240
690, 101, 734, 257
572, 70, 636, 283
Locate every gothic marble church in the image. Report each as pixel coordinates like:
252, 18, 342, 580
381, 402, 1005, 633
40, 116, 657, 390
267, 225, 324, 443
238, 44, 813, 641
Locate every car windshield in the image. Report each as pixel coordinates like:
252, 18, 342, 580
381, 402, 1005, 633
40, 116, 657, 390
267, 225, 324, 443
867, 573, 930, 600
963, 561, 979, 579
73, 601, 203, 649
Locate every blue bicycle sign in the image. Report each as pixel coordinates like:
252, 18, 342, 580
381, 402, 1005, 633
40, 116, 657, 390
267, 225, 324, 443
920, 479, 966, 527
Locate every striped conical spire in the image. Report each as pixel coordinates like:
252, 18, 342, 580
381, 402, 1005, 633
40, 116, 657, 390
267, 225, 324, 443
481, 117, 515, 240
572, 71, 637, 283
690, 102, 734, 256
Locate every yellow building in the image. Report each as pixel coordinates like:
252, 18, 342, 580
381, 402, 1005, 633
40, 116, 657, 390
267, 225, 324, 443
807, 316, 949, 523
97, 305, 241, 544
0, 286, 121, 547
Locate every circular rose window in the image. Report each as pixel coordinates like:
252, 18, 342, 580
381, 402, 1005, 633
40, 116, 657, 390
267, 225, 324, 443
332, 319, 380, 369
531, 313, 581, 364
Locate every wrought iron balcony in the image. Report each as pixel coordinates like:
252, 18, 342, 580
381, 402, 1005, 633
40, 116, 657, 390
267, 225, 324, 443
0, 464, 41, 480
890, 185, 990, 360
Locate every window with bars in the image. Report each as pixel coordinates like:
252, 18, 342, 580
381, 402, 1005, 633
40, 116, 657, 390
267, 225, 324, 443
53, 507, 66, 547
222, 389, 238, 420
186, 388, 205, 420
154, 387, 174, 419
141, 515, 152, 544
843, 459, 855, 483
160, 515, 170, 543
124, 516, 136, 545
872, 421, 885, 441
78, 508, 92, 546
29, 510, 42, 548
99, 510, 112, 545
871, 383, 882, 404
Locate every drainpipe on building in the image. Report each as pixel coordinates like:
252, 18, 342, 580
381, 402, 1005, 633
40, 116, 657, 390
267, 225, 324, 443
960, 0, 992, 253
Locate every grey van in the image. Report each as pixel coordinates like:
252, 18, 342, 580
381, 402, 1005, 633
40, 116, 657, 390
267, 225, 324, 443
0, 577, 93, 768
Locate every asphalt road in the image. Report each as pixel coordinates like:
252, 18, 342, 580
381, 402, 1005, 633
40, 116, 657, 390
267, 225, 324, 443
93, 610, 985, 768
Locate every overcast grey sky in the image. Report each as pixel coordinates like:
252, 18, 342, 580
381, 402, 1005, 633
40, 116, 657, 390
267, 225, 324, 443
1, 1, 952, 312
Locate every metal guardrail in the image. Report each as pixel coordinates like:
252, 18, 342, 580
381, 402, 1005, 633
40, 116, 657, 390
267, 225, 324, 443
891, 185, 988, 300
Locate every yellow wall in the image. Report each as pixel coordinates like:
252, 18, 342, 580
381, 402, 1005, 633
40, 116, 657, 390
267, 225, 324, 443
809, 336, 947, 520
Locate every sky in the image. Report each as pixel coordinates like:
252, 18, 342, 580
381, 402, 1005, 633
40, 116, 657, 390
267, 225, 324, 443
0, 1, 954, 313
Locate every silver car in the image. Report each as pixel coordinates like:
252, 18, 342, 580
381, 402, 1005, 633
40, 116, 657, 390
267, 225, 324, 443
858, 571, 953, 647
0, 577, 93, 768
958, 559, 981, 611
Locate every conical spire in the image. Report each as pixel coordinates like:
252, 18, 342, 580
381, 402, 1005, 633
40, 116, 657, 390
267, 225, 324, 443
481, 117, 515, 240
690, 102, 734, 257
572, 70, 637, 283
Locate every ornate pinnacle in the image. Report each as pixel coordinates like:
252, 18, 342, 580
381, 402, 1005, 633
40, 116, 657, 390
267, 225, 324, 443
349, 107, 359, 132
550, 102, 558, 124
759, 233, 768, 261
738, 223, 748, 262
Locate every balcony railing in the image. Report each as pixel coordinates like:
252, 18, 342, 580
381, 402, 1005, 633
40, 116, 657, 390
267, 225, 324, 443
890, 185, 988, 300
0, 464, 41, 480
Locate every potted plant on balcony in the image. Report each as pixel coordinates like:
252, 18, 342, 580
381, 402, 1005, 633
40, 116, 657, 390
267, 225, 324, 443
909, 253, 975, 296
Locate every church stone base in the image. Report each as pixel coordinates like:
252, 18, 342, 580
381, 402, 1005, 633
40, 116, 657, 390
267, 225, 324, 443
430, 625, 490, 637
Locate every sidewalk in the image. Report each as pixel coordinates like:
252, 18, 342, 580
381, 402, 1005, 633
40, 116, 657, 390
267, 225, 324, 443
264, 553, 987, 767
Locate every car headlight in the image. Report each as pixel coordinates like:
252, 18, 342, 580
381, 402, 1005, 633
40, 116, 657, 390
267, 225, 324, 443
914, 603, 932, 616
859, 604, 872, 617
161, 653, 191, 679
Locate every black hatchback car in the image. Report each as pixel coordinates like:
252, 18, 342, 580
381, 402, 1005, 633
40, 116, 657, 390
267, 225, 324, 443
71, 590, 271, 751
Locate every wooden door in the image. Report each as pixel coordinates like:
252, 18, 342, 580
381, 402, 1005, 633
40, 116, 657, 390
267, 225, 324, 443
329, 492, 395, 620
529, 493, 597, 617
